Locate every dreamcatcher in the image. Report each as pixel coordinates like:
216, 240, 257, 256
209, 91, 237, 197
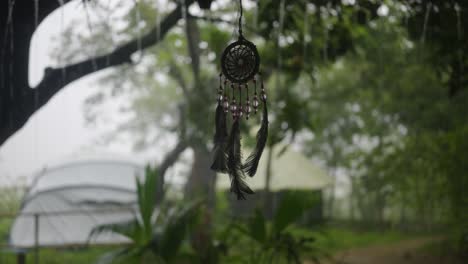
211, 0, 268, 200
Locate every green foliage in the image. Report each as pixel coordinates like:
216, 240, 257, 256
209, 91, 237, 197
156, 200, 200, 262
248, 210, 266, 244
89, 166, 201, 263
273, 192, 312, 234
225, 192, 321, 264
137, 166, 158, 243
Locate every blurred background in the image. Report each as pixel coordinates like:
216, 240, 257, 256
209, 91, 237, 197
0, 0, 467, 263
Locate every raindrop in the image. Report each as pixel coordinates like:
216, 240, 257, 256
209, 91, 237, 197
253, 0, 258, 31
277, 0, 285, 70
156, 0, 162, 42
303, 3, 310, 67
34, 0, 39, 28
1, 0, 15, 97
275, 0, 286, 90
181, 0, 187, 23
455, 3, 464, 81
421, 2, 432, 43
84, 0, 98, 71
455, 3, 463, 41
134, 0, 143, 63
8, 3, 15, 102
57, 0, 66, 84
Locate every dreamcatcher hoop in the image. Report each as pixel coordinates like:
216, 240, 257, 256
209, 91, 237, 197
221, 37, 260, 84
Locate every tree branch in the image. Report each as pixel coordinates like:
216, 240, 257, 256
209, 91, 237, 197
0, 0, 197, 147
155, 103, 190, 203
33, 0, 197, 118
155, 139, 189, 204
185, 17, 201, 83
168, 60, 190, 98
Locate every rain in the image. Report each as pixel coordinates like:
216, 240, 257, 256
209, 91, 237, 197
0, 1, 467, 263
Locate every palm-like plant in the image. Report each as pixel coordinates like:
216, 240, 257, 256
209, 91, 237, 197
89, 166, 199, 264
229, 192, 321, 264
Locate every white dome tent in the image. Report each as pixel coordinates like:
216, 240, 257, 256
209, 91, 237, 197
9, 157, 144, 249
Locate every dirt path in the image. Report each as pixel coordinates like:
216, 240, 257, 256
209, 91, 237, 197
317, 237, 461, 264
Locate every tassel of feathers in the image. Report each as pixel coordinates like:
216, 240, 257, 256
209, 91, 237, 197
226, 119, 254, 200
210, 103, 228, 172
242, 98, 268, 177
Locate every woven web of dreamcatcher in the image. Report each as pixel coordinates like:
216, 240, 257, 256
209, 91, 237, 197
221, 39, 260, 84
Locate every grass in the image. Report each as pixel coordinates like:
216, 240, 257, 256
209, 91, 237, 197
0, 225, 433, 264
1, 217, 112, 264
0, 188, 436, 264
0, 218, 12, 240
314, 227, 411, 252
287, 225, 414, 260
0, 211, 118, 264
0, 247, 115, 264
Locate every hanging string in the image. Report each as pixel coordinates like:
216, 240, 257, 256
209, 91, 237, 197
253, 78, 259, 114
238, 0, 243, 36
245, 83, 250, 120
238, 84, 243, 118
217, 73, 223, 102
223, 79, 229, 113
230, 83, 236, 116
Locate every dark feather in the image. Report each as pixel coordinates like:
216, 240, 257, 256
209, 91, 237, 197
211, 104, 228, 172
242, 99, 268, 177
226, 119, 254, 200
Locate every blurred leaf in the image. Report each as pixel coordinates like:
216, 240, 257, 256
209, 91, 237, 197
248, 209, 267, 244
158, 200, 201, 261
89, 219, 141, 243
273, 192, 310, 234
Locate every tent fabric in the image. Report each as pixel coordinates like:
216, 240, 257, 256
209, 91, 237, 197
28, 160, 142, 196
216, 146, 332, 191
9, 159, 144, 249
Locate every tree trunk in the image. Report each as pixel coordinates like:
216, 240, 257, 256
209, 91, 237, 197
399, 191, 408, 230
184, 145, 217, 263
350, 177, 361, 220
326, 168, 337, 219
263, 145, 274, 218
184, 145, 217, 208
155, 140, 188, 204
